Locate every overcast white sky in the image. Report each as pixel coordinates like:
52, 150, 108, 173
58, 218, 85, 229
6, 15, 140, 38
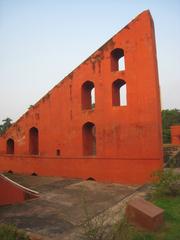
0, 0, 180, 123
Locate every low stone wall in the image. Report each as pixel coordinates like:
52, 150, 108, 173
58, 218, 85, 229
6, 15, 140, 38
0, 174, 38, 206
0, 154, 162, 184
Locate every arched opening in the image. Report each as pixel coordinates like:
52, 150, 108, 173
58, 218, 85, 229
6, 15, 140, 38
82, 122, 96, 156
81, 81, 95, 110
91, 87, 95, 109
31, 172, 38, 176
86, 177, 96, 181
29, 127, 39, 155
111, 48, 125, 71
112, 79, 127, 106
6, 138, 14, 154
56, 149, 61, 156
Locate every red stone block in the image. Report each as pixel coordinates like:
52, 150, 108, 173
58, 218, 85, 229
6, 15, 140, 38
126, 197, 164, 231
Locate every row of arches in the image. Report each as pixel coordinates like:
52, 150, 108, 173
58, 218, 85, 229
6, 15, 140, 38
6, 48, 124, 156
81, 79, 127, 110
6, 127, 39, 155
6, 124, 97, 156
81, 48, 126, 110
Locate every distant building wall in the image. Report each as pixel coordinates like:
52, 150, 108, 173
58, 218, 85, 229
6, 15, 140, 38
171, 125, 180, 145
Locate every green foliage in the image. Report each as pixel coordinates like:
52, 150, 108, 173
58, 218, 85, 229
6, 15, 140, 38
162, 109, 180, 143
152, 196, 180, 240
81, 216, 108, 240
162, 129, 171, 144
162, 109, 180, 129
152, 168, 180, 197
111, 217, 136, 240
132, 196, 180, 240
0, 224, 30, 240
81, 171, 180, 240
0, 118, 12, 136
81, 215, 135, 240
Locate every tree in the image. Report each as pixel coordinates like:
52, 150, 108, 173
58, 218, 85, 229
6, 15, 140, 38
162, 109, 180, 143
0, 118, 13, 136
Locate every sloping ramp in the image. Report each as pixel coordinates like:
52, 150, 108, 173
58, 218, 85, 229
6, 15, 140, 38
0, 174, 39, 206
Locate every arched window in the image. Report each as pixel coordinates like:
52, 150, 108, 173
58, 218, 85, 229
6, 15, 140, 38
29, 127, 39, 155
81, 81, 95, 110
6, 138, 14, 154
111, 48, 125, 71
82, 122, 96, 156
112, 79, 127, 106
56, 149, 60, 156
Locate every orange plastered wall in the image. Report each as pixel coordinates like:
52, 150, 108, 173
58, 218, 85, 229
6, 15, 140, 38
0, 11, 163, 184
171, 125, 180, 145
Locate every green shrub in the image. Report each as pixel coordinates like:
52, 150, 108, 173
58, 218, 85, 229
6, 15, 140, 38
81, 216, 109, 240
0, 224, 30, 240
81, 215, 135, 240
152, 168, 180, 197
111, 217, 136, 240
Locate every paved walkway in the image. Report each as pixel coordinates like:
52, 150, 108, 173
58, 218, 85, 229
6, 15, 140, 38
0, 173, 141, 240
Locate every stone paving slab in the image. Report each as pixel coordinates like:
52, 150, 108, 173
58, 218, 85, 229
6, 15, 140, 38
0, 173, 139, 239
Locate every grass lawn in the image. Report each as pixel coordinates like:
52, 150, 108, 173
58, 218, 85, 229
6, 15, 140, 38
132, 196, 180, 240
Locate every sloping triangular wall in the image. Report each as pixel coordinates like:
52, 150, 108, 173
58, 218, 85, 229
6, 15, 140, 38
0, 10, 163, 184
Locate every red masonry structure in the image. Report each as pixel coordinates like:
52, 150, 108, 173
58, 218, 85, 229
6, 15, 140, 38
0, 10, 163, 184
0, 174, 38, 206
126, 197, 164, 231
171, 125, 180, 145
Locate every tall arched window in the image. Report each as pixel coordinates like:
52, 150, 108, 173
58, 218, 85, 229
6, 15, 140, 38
6, 138, 14, 154
112, 79, 127, 106
111, 48, 125, 71
81, 81, 95, 110
82, 122, 96, 156
29, 127, 39, 155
